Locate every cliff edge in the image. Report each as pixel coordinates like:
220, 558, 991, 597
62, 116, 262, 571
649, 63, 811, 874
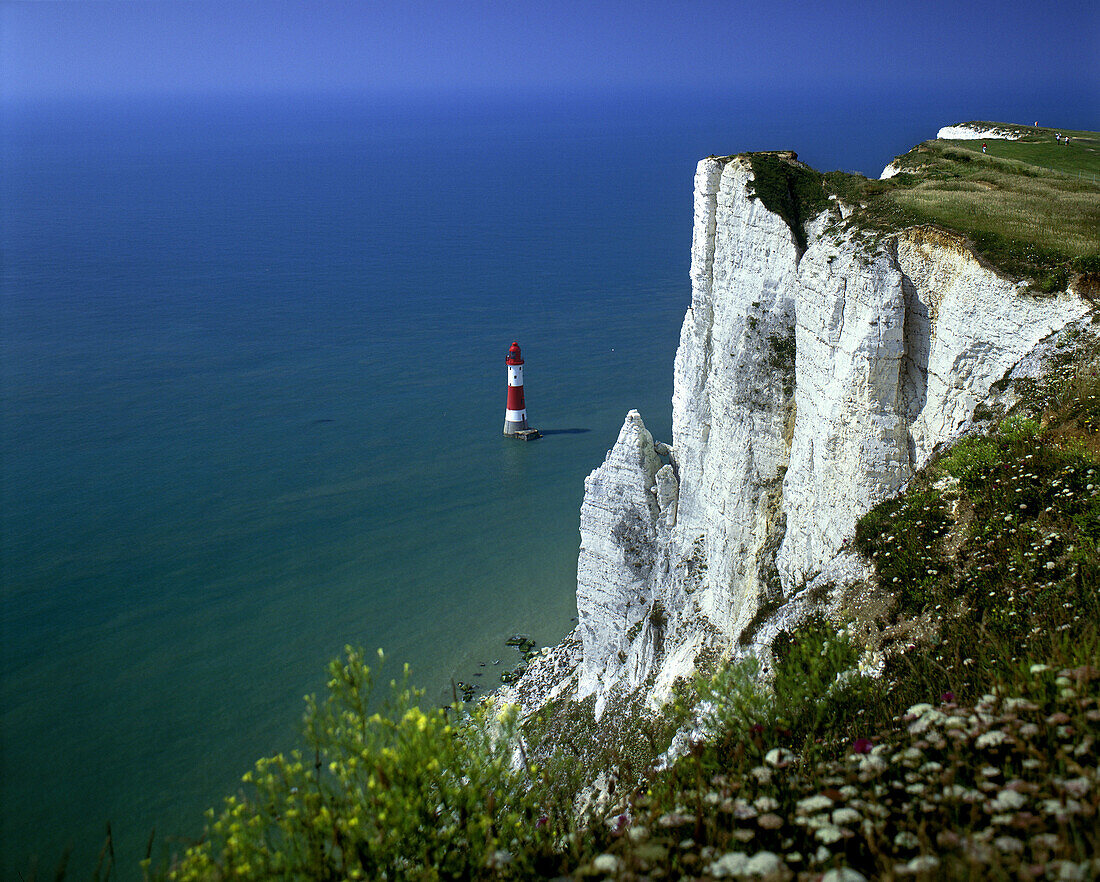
502, 131, 1096, 722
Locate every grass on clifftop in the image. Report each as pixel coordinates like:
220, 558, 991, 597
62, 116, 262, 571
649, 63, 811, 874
743, 152, 830, 254
742, 123, 1100, 294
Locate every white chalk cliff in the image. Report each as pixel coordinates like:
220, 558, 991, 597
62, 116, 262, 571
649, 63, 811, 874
509, 148, 1091, 722
935, 124, 1024, 141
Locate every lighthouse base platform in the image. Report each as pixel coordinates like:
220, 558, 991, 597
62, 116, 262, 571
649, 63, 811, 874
504, 428, 542, 441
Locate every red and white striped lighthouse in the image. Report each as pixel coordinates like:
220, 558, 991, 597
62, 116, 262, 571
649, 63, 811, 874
504, 341, 528, 435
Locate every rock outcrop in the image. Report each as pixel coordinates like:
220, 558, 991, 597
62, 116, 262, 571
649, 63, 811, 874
510, 145, 1092, 721
882, 122, 1028, 178
936, 123, 1025, 141
879, 161, 904, 180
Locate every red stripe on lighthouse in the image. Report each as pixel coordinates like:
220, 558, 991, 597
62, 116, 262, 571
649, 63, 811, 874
507, 384, 525, 410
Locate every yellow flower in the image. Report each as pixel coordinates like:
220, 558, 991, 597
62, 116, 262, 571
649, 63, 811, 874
403, 707, 427, 731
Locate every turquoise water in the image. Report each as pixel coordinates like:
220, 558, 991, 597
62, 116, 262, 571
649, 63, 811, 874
3, 89, 1092, 875
0, 94, 694, 875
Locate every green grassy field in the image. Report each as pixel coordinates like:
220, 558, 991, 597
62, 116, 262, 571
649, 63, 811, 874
834, 122, 1100, 292
949, 121, 1100, 177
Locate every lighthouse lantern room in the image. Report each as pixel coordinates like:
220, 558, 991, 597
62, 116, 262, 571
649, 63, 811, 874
503, 342, 540, 440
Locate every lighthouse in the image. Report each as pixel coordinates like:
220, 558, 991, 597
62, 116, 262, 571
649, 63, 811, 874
503, 342, 540, 440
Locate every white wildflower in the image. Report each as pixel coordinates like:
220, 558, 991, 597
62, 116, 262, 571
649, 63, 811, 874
815, 825, 844, 844
744, 852, 785, 878
900, 855, 940, 874
486, 850, 513, 869
976, 730, 1008, 748
707, 852, 748, 878
796, 794, 834, 814
1050, 860, 1088, 881
990, 789, 1027, 812
894, 830, 920, 849
820, 869, 868, 882
994, 836, 1024, 854
832, 807, 861, 825
749, 765, 773, 784
859, 754, 888, 774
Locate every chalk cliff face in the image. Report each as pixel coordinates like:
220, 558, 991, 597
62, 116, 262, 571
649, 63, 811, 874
935, 124, 1024, 141
563, 153, 1091, 718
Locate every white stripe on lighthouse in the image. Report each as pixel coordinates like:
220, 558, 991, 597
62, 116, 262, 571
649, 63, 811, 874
508, 366, 523, 385
506, 409, 527, 422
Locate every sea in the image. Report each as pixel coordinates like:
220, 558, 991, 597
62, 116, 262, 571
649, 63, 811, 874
2, 85, 1093, 876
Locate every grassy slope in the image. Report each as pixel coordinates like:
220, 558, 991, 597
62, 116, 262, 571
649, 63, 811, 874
745, 123, 1100, 294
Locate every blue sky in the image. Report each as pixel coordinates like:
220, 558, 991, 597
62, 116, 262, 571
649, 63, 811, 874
3, 0, 1098, 101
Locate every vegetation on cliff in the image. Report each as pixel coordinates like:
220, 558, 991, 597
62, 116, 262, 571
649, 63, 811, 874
743, 123, 1100, 295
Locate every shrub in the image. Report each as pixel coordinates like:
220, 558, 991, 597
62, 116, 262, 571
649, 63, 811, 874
171, 648, 561, 881
692, 619, 872, 769
854, 488, 952, 616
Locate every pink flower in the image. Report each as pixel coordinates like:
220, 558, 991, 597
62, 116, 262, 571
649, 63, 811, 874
851, 738, 873, 754
942, 691, 955, 703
